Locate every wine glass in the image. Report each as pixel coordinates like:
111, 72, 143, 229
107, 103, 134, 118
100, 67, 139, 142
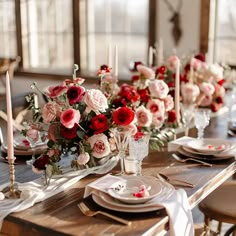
180, 103, 195, 136
128, 134, 150, 176
110, 127, 131, 175
194, 108, 211, 139
24, 122, 42, 165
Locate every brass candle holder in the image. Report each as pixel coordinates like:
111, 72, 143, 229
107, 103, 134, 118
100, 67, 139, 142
5, 157, 21, 199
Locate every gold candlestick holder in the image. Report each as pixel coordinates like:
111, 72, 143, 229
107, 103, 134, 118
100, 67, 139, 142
4, 158, 21, 199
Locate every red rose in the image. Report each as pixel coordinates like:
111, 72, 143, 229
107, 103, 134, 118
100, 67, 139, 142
194, 53, 205, 62
167, 81, 175, 88
90, 114, 109, 134
211, 103, 222, 112
67, 85, 85, 105
155, 66, 166, 76
119, 84, 140, 102
137, 88, 150, 103
133, 131, 144, 141
184, 63, 190, 72
61, 123, 78, 139
131, 75, 140, 82
217, 79, 225, 86
130, 61, 143, 72
167, 110, 177, 123
33, 155, 50, 170
215, 96, 223, 104
112, 98, 127, 108
113, 107, 135, 126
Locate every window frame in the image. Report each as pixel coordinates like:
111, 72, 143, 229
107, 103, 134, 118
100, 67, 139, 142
12, 0, 156, 81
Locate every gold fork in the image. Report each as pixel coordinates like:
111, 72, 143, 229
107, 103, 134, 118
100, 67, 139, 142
78, 201, 132, 226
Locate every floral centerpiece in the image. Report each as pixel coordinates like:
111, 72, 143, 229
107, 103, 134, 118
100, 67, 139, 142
25, 73, 136, 178
156, 54, 226, 112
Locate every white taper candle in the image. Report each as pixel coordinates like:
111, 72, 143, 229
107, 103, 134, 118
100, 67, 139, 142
175, 59, 180, 124
6, 71, 14, 160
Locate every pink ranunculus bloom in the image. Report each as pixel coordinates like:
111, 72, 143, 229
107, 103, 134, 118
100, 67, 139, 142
77, 152, 90, 165
190, 58, 202, 71
214, 84, 225, 97
60, 108, 81, 129
149, 80, 169, 99
87, 133, 111, 159
151, 113, 165, 129
166, 56, 180, 70
200, 95, 213, 107
42, 102, 62, 124
199, 82, 215, 96
83, 89, 108, 114
26, 128, 39, 143
46, 84, 67, 98
181, 82, 200, 104
146, 99, 165, 116
163, 95, 174, 111
135, 105, 152, 127
136, 65, 155, 80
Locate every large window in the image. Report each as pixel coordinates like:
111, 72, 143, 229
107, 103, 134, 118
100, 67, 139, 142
209, 0, 236, 65
0, 0, 152, 79
20, 0, 73, 73
80, 0, 149, 76
0, 0, 16, 58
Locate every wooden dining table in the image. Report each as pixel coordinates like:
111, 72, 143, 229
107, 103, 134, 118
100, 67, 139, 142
0, 111, 236, 236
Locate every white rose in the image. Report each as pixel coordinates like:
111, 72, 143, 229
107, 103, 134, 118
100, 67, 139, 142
149, 80, 169, 99
208, 64, 223, 80
87, 133, 111, 158
84, 89, 108, 114
77, 152, 90, 165
199, 82, 215, 96
181, 82, 200, 104
136, 106, 152, 127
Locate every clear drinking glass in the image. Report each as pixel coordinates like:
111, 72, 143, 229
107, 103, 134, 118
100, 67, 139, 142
110, 127, 131, 175
180, 103, 195, 136
128, 134, 150, 176
194, 108, 211, 139
24, 122, 42, 166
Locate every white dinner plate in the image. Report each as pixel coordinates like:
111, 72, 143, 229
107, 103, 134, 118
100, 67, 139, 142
107, 176, 163, 204
92, 177, 175, 213
187, 139, 233, 155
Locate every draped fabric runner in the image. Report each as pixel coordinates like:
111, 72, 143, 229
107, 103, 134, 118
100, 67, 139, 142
0, 155, 119, 229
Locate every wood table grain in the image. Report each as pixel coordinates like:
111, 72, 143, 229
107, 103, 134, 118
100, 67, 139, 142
0, 112, 236, 236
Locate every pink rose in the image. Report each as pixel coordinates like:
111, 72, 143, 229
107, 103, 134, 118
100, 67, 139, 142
152, 113, 165, 129
200, 95, 213, 107
146, 99, 165, 116
136, 65, 155, 79
199, 82, 215, 96
135, 106, 152, 127
84, 89, 108, 114
190, 58, 202, 70
163, 95, 174, 111
60, 108, 81, 129
26, 128, 39, 143
77, 152, 90, 165
87, 133, 111, 158
148, 80, 169, 99
46, 84, 67, 98
47, 148, 60, 157
181, 82, 200, 104
42, 102, 62, 123
166, 56, 180, 70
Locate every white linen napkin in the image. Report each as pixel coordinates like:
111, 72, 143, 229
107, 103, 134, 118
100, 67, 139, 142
84, 174, 194, 236
0, 155, 119, 229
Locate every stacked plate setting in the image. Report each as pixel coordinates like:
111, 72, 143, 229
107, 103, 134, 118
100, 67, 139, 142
1, 132, 47, 156
177, 138, 236, 161
92, 176, 175, 213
